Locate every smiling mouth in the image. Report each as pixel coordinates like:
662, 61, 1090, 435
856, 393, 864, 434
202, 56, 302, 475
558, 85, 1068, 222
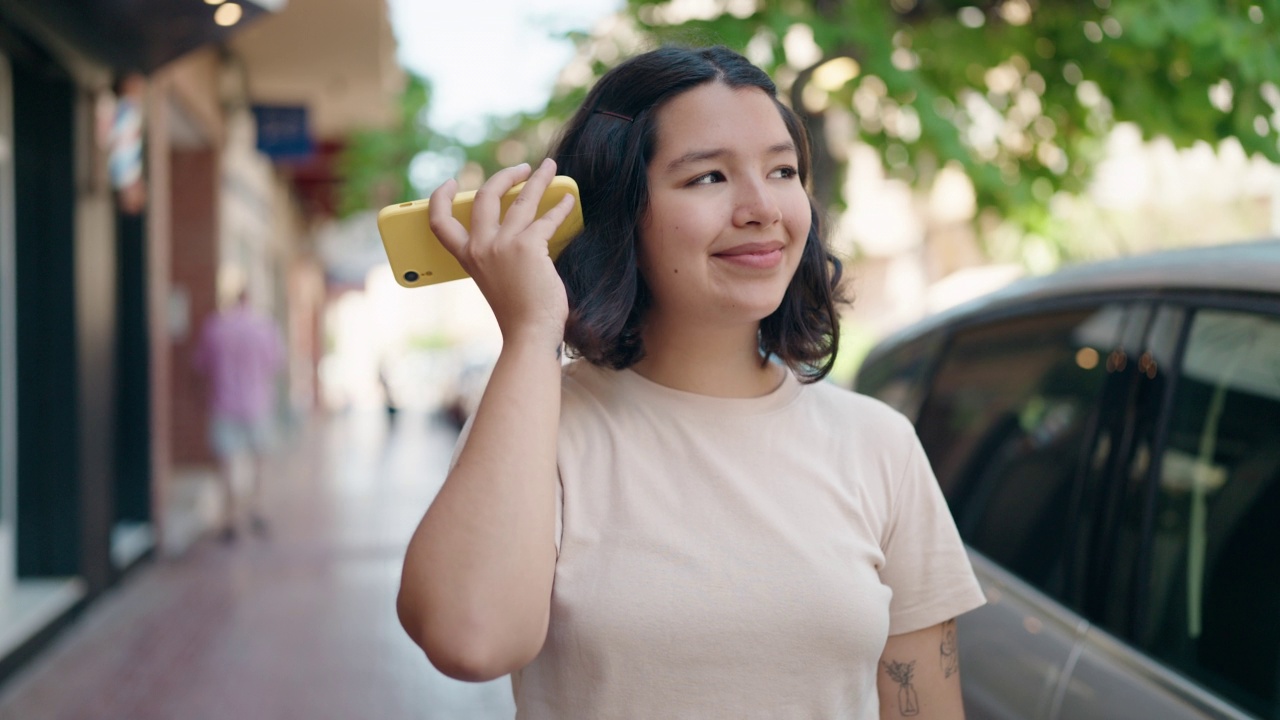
712, 244, 784, 269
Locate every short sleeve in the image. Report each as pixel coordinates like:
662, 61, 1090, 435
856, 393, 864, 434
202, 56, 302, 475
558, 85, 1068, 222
880, 430, 986, 635
448, 415, 563, 555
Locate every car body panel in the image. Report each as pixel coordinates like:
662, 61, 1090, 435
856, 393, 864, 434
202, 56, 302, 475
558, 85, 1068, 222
961, 552, 1083, 720
1060, 626, 1256, 720
853, 240, 1280, 720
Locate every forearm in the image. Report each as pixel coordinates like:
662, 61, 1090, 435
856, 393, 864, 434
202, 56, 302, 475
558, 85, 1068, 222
398, 336, 561, 680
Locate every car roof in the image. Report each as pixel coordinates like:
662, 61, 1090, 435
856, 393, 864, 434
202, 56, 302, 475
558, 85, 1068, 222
868, 237, 1280, 352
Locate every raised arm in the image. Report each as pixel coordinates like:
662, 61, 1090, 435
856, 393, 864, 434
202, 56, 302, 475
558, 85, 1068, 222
396, 159, 576, 682
877, 619, 966, 719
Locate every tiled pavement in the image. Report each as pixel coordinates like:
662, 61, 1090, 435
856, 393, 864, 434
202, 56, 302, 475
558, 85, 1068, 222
0, 409, 517, 720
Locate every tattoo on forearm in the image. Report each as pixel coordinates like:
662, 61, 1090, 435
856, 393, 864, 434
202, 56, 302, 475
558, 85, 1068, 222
940, 619, 960, 679
882, 660, 921, 716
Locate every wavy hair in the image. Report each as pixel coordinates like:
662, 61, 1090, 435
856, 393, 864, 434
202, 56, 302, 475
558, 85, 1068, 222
549, 45, 846, 382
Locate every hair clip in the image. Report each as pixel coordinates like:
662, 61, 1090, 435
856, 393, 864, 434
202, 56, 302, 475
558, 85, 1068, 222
593, 109, 634, 122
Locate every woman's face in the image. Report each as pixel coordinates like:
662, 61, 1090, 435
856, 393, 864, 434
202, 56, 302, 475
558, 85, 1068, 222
638, 82, 811, 330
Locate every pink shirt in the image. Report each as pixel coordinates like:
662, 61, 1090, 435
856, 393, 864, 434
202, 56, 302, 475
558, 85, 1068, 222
193, 305, 284, 422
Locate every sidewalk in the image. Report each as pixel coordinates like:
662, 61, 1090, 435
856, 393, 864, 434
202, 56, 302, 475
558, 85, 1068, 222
0, 409, 516, 720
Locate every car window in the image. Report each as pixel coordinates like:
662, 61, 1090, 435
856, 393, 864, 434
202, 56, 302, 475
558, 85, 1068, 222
1137, 308, 1280, 718
916, 304, 1127, 598
855, 330, 944, 422
1089, 304, 1183, 633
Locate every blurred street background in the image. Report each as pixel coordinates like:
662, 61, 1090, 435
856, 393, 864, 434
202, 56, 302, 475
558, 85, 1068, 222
0, 0, 1275, 717
0, 409, 516, 719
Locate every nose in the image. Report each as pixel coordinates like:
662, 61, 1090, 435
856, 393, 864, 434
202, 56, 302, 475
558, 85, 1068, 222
731, 177, 782, 228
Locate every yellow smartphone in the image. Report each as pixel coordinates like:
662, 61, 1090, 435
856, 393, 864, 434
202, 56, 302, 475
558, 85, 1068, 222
377, 175, 584, 288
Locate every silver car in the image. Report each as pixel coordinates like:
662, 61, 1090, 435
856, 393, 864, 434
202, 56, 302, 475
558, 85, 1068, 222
854, 239, 1280, 720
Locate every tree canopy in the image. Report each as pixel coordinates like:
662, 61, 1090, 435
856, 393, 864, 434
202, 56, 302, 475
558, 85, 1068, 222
336, 74, 444, 218
651, 0, 1277, 237
345, 0, 1280, 265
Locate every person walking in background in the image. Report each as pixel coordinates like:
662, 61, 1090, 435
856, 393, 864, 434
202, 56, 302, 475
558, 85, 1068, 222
194, 288, 285, 543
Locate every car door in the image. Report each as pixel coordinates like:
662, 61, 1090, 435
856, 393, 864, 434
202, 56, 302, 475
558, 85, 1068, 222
853, 329, 945, 423
1057, 298, 1280, 720
1052, 302, 1246, 720
960, 552, 1087, 720
894, 301, 1139, 720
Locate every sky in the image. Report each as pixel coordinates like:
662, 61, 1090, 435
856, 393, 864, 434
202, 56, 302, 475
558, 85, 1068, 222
386, 0, 623, 142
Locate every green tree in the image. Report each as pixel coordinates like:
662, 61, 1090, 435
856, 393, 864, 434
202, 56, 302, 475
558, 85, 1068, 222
336, 74, 449, 217
462, 0, 1280, 264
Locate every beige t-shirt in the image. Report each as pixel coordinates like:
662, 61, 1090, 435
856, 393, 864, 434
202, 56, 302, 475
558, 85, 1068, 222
506, 361, 984, 719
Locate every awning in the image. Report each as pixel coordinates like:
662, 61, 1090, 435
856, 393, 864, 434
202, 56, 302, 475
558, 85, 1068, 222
0, 0, 284, 74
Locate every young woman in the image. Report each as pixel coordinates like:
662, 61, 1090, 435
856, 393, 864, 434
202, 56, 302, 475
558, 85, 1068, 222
397, 45, 985, 719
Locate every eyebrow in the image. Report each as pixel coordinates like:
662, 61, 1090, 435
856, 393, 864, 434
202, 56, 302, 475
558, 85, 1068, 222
663, 141, 797, 174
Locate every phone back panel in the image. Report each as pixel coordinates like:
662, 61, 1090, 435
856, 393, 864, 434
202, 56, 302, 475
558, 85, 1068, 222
377, 175, 583, 288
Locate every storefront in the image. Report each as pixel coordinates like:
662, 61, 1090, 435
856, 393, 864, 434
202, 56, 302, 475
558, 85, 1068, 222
0, 0, 281, 679
0, 0, 399, 680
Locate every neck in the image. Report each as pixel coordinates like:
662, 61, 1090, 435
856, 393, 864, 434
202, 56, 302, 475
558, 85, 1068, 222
631, 315, 783, 398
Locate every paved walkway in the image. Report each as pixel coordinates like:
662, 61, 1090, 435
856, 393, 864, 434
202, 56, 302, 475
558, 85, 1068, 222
0, 409, 516, 720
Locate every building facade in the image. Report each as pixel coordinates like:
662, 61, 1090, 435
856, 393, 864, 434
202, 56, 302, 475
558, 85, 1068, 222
0, 0, 399, 680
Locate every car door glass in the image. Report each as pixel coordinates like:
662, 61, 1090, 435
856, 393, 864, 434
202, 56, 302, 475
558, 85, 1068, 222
855, 330, 943, 422
1139, 308, 1280, 719
1097, 305, 1184, 635
916, 304, 1126, 598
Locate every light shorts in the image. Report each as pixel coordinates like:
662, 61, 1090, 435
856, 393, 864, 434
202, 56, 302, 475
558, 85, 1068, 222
209, 414, 276, 459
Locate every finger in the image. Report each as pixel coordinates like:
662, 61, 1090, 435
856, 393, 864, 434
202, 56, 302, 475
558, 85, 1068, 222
526, 193, 578, 248
428, 179, 469, 257
471, 163, 532, 242
502, 158, 557, 231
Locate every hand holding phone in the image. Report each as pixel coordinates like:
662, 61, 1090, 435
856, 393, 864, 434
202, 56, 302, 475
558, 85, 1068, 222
377, 173, 583, 288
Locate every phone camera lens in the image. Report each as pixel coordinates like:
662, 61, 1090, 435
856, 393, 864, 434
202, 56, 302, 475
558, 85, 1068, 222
404, 271, 420, 283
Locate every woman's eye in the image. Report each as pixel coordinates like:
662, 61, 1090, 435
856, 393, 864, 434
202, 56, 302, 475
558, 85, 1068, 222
770, 166, 799, 180
689, 171, 725, 185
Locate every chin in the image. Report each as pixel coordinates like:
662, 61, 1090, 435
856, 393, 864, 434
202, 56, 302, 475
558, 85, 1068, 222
721, 293, 788, 324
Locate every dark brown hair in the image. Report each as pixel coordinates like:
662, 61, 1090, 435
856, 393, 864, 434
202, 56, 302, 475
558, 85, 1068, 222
550, 45, 845, 382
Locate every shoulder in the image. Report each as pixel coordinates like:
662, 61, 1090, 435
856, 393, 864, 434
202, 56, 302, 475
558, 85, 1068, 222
561, 359, 622, 415
199, 312, 226, 339
792, 380, 924, 480
797, 379, 916, 438
557, 360, 628, 459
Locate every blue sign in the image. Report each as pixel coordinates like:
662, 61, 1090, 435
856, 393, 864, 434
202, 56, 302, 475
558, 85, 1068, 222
252, 105, 313, 160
